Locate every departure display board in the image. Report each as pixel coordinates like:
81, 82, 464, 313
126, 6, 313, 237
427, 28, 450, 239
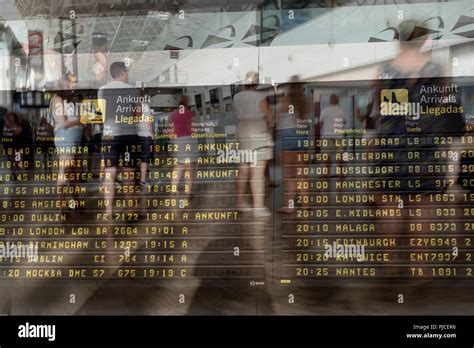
0, 78, 473, 316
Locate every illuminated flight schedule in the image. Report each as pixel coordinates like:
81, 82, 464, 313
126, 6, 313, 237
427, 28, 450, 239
280, 134, 474, 283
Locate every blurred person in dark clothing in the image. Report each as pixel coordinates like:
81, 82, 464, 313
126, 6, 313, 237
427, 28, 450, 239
2, 112, 34, 179
275, 76, 309, 214
370, 19, 465, 279
99, 62, 141, 218
0, 107, 6, 135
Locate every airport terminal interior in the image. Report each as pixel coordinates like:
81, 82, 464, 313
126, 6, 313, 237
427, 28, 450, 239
0, 0, 473, 315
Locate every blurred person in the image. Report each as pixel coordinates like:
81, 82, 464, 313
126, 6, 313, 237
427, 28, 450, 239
137, 90, 154, 187
0, 107, 6, 137
170, 96, 196, 197
2, 112, 33, 179
373, 19, 465, 193
51, 75, 83, 213
355, 101, 375, 132
136, 90, 154, 213
2, 112, 20, 174
371, 19, 465, 278
99, 62, 141, 219
92, 42, 107, 84
319, 94, 347, 176
276, 76, 309, 214
355, 100, 377, 164
18, 114, 35, 173
233, 71, 273, 218
93, 123, 104, 179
